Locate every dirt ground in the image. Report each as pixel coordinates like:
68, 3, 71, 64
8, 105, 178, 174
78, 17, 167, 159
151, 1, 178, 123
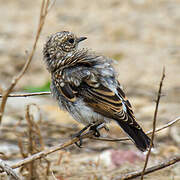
0, 0, 179, 179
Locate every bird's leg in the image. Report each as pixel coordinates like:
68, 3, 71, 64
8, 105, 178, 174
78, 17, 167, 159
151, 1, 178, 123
72, 122, 109, 147
72, 123, 92, 148
90, 125, 100, 137
89, 123, 103, 137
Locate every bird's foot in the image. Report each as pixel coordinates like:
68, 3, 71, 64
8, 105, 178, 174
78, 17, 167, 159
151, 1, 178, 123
89, 123, 105, 137
74, 137, 83, 148
90, 125, 101, 137
72, 123, 92, 148
72, 122, 108, 147
90, 123, 109, 137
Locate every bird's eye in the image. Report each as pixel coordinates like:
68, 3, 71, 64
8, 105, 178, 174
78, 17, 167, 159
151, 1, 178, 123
68, 38, 74, 44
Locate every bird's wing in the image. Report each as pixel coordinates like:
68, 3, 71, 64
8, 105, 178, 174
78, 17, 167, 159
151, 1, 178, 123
82, 77, 141, 130
82, 71, 151, 152
52, 64, 141, 130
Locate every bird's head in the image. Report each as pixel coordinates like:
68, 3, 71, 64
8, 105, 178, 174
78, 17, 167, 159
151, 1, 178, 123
43, 31, 87, 71
43, 31, 86, 67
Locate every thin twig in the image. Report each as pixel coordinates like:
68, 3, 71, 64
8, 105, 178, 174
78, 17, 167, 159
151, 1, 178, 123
141, 67, 165, 180
0, 159, 21, 180
23, 104, 49, 179
9, 129, 95, 170
26, 104, 36, 179
0, 0, 50, 124
113, 155, 180, 180
0, 92, 51, 98
91, 116, 180, 142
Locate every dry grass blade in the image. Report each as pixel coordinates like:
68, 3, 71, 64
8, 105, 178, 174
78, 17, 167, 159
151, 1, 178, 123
141, 67, 166, 180
0, 0, 50, 124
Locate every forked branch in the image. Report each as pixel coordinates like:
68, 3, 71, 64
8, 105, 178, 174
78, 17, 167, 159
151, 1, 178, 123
0, 0, 50, 124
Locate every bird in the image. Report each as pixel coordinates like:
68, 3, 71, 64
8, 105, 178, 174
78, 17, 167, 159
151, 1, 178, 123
43, 31, 151, 152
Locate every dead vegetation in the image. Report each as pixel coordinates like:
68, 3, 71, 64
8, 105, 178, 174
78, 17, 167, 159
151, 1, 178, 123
0, 0, 179, 179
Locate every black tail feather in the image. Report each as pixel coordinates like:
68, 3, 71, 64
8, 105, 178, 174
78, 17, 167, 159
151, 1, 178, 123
116, 120, 151, 152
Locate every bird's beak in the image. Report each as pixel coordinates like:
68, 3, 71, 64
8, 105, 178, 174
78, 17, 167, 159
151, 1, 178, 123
77, 37, 87, 43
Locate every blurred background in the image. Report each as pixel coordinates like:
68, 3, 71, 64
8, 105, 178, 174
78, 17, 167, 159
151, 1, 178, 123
0, 0, 179, 179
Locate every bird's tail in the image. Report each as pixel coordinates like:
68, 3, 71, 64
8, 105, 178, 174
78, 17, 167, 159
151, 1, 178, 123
116, 119, 151, 152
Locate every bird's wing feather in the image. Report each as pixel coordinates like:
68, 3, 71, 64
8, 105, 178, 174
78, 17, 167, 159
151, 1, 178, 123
53, 77, 77, 102
52, 66, 90, 102
82, 79, 141, 130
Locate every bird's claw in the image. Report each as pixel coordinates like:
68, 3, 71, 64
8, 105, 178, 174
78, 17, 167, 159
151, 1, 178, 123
72, 122, 107, 147
74, 137, 83, 148
89, 123, 102, 137
72, 123, 92, 148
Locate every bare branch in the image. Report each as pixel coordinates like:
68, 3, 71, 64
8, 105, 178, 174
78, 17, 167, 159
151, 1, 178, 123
0, 0, 50, 124
19, 104, 49, 178
0, 159, 21, 180
141, 67, 165, 180
0, 92, 51, 98
9, 129, 95, 170
113, 155, 180, 180
91, 116, 180, 142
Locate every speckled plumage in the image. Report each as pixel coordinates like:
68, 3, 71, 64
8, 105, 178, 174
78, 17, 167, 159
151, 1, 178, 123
43, 31, 151, 151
